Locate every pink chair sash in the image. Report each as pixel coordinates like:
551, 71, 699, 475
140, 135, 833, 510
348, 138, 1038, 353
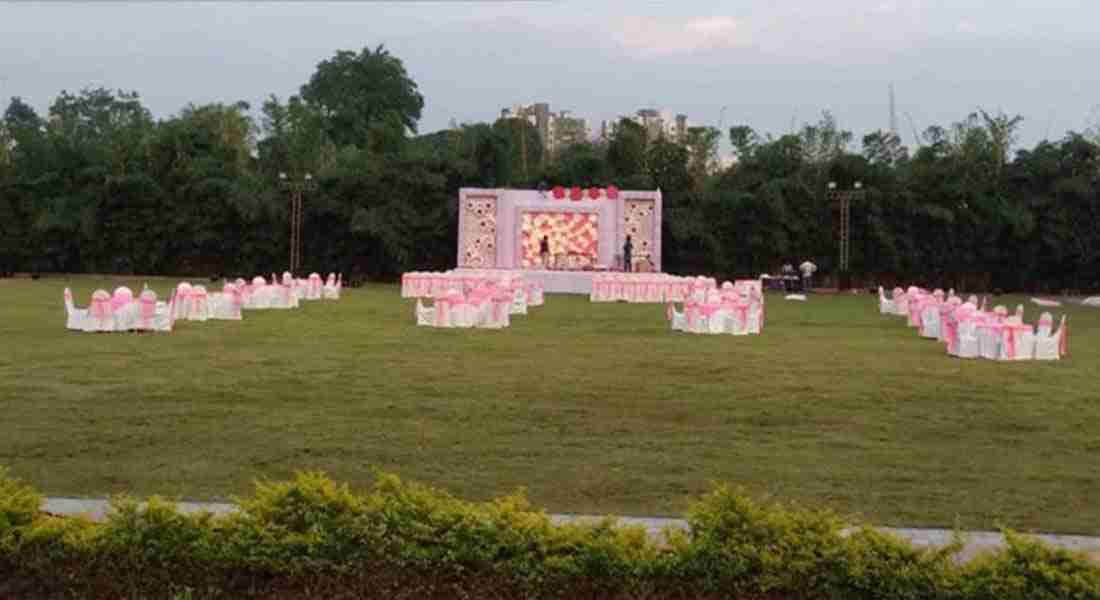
734, 303, 750, 329
435, 298, 450, 326
111, 294, 132, 311
1000, 324, 1030, 359
90, 297, 112, 326
139, 297, 156, 329
699, 303, 723, 318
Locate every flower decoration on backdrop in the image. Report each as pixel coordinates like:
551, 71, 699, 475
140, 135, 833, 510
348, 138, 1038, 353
550, 186, 625, 200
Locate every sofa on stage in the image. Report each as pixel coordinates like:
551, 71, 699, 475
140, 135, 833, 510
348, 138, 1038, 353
456, 187, 662, 294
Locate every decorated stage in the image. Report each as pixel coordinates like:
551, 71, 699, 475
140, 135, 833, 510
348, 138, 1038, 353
456, 187, 662, 294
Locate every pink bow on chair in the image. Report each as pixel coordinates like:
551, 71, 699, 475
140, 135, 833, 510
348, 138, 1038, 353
435, 297, 451, 327
90, 296, 112, 327
139, 296, 156, 329
735, 303, 750, 330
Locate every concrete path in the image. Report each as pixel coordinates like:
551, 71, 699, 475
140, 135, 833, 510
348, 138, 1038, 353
43, 498, 1100, 563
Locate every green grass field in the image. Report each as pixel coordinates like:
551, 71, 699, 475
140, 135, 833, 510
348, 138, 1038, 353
1, 276, 1098, 534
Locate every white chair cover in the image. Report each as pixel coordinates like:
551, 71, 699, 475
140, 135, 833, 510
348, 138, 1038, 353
323, 272, 341, 300
955, 314, 980, 359
172, 282, 194, 320
209, 283, 244, 320
134, 289, 159, 331
919, 302, 941, 339
188, 285, 211, 321
306, 273, 323, 300
84, 290, 115, 332
415, 298, 436, 326
64, 288, 89, 331
1034, 315, 1065, 361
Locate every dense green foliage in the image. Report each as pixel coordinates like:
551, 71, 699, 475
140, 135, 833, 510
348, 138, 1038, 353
1, 468, 1097, 599
2, 46, 1099, 291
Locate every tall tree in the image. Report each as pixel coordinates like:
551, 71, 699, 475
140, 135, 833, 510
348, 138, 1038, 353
606, 118, 649, 187
300, 45, 424, 152
492, 117, 542, 185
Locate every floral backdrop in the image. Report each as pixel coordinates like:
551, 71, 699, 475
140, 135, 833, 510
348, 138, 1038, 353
623, 200, 654, 265
461, 195, 497, 267
520, 211, 599, 268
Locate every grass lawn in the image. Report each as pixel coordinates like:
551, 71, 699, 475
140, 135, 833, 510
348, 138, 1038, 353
1, 276, 1098, 534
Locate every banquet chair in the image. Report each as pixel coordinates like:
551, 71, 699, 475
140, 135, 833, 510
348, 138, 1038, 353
210, 283, 243, 320
894, 291, 910, 317
977, 322, 1002, 360
415, 299, 436, 326
722, 302, 746, 335
113, 293, 141, 331
878, 286, 896, 315
451, 296, 476, 328
135, 289, 159, 331
189, 285, 211, 321
919, 301, 941, 339
955, 314, 981, 359
1004, 322, 1035, 361
1007, 303, 1025, 323
307, 273, 323, 300
527, 281, 544, 307
84, 290, 115, 332
276, 274, 299, 308
1034, 315, 1065, 361
489, 291, 512, 328
1037, 312, 1054, 337
668, 303, 686, 332
907, 296, 923, 327
323, 273, 340, 300
936, 302, 954, 342
707, 305, 730, 335
746, 301, 763, 334
942, 312, 959, 355
63, 288, 89, 331
112, 286, 134, 312
510, 283, 528, 315
173, 282, 194, 319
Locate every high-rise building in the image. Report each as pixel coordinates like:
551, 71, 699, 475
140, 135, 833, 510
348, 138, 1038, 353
500, 103, 589, 160
601, 108, 689, 142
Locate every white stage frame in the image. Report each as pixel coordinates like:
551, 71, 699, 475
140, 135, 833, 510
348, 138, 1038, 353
457, 188, 663, 278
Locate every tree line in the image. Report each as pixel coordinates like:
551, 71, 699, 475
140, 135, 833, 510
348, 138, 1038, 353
2, 44, 1099, 292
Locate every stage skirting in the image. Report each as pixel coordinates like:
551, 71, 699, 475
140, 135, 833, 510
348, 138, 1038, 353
451, 268, 643, 294
522, 270, 598, 294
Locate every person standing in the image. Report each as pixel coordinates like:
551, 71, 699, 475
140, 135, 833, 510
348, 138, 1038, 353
799, 259, 817, 292
782, 262, 795, 292
623, 235, 634, 273
539, 235, 550, 269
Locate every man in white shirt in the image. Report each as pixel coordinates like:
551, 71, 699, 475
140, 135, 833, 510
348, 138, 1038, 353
799, 260, 817, 292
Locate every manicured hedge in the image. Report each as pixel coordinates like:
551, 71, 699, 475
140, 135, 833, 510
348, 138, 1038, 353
1, 467, 1097, 599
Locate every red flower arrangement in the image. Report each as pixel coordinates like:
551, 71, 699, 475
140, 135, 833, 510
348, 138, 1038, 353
588, 187, 601, 199
606, 185, 619, 199
569, 186, 583, 201
552, 186, 565, 199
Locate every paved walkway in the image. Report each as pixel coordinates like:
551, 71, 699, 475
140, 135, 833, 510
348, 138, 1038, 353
42, 497, 1100, 563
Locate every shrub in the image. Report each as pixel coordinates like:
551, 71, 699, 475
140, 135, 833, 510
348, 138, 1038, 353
1, 467, 1097, 599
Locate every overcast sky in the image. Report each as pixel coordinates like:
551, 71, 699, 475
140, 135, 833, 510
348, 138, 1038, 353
3, 1, 1099, 152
